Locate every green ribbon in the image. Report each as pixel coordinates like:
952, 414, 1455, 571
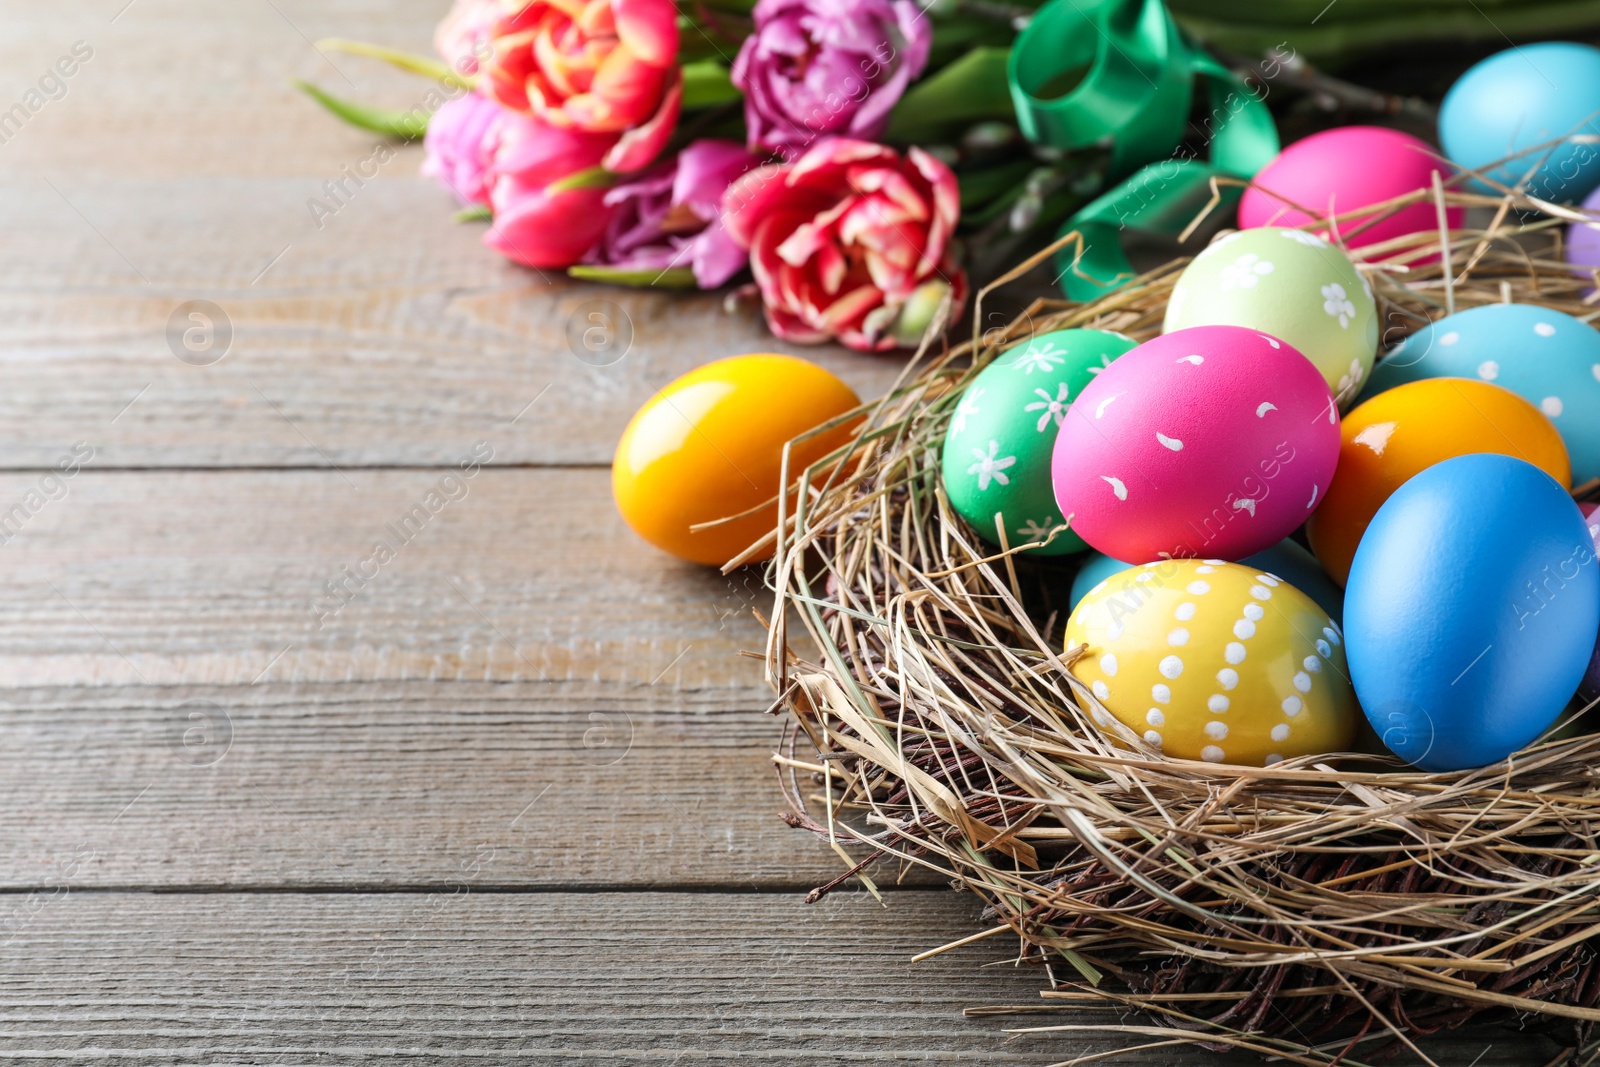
1007, 0, 1279, 301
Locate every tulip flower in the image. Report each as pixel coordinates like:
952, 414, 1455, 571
731, 0, 931, 156
433, 0, 502, 74
722, 138, 965, 351
421, 91, 505, 205
482, 0, 682, 173
578, 140, 764, 288
483, 112, 620, 269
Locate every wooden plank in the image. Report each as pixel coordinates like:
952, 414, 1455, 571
0, 468, 771, 688
0, 175, 904, 469
0, 680, 892, 889
0, 2, 906, 469
0, 175, 908, 467
0, 466, 911, 887
0, 890, 1533, 1065
0, 0, 471, 179
0, 891, 1054, 1064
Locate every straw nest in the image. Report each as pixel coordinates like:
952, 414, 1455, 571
762, 175, 1600, 1062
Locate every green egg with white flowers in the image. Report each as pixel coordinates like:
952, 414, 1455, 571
1164, 227, 1379, 408
940, 328, 1136, 555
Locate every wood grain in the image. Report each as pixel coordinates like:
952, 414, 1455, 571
0, 466, 923, 888
0, 175, 905, 469
0, 680, 898, 890
0, 2, 905, 470
0, 468, 770, 688
0, 0, 487, 179
0, 890, 1537, 1065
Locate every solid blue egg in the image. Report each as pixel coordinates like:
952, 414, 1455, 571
1345, 454, 1600, 771
1440, 42, 1600, 202
1068, 540, 1343, 622
1363, 303, 1600, 483
1068, 552, 1138, 611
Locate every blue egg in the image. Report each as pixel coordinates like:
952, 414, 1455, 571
1345, 454, 1600, 771
1440, 42, 1600, 202
1069, 540, 1343, 621
1241, 540, 1345, 624
1068, 552, 1137, 610
1363, 303, 1600, 483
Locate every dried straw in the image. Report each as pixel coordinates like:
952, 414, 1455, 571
763, 171, 1600, 1061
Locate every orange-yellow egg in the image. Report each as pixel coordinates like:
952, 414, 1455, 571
1066, 559, 1357, 766
1307, 378, 1570, 585
612, 354, 860, 566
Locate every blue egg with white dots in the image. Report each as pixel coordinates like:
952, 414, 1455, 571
1440, 42, 1600, 202
1345, 454, 1600, 772
1362, 304, 1600, 483
1069, 539, 1343, 622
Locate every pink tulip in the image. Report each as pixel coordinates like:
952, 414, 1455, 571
584, 139, 764, 288
433, 0, 502, 75
420, 91, 504, 205
483, 112, 619, 269
481, 0, 681, 173
731, 0, 931, 156
722, 138, 965, 351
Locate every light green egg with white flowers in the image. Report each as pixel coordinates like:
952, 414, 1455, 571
1164, 227, 1379, 408
940, 329, 1136, 555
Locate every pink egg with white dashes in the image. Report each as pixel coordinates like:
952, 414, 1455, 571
1052, 326, 1340, 563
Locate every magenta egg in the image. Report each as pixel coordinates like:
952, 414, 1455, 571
1239, 126, 1463, 255
1051, 326, 1340, 563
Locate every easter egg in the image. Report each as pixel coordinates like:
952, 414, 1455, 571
1068, 553, 1140, 612
1440, 42, 1600, 202
1165, 228, 1378, 406
1363, 303, 1600, 484
941, 330, 1136, 554
1567, 184, 1600, 288
1345, 454, 1600, 772
1582, 502, 1600, 701
1052, 326, 1340, 563
1070, 539, 1344, 623
1239, 127, 1463, 254
612, 354, 859, 565
1066, 558, 1358, 766
1308, 379, 1571, 585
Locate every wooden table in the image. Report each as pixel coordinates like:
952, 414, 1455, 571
0, 3, 1561, 1062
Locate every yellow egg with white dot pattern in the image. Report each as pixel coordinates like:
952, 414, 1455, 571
1065, 558, 1357, 766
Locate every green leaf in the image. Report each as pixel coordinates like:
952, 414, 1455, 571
957, 159, 1035, 210
885, 46, 1015, 144
547, 166, 618, 194
453, 205, 492, 223
316, 38, 470, 89
960, 181, 1026, 227
294, 81, 428, 140
680, 59, 742, 110
568, 265, 699, 289
676, 16, 747, 64
922, 12, 1025, 72
1167, 0, 1600, 67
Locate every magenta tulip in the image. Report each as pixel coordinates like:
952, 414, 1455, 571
730, 0, 932, 156
483, 112, 618, 269
583, 140, 764, 288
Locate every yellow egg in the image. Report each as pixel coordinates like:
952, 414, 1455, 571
612, 354, 860, 566
1065, 558, 1357, 766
